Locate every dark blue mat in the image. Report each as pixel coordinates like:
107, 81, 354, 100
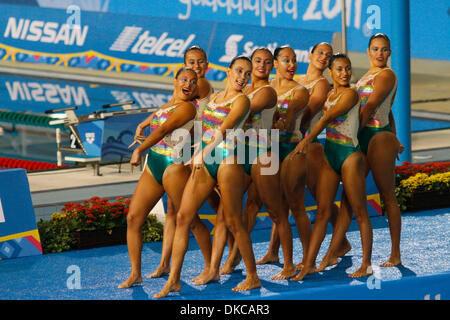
1, 209, 449, 300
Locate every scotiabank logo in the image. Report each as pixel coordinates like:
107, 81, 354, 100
109, 26, 195, 58
219, 34, 243, 63
3, 17, 88, 46
219, 34, 311, 64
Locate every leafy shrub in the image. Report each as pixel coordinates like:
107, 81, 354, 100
38, 197, 164, 254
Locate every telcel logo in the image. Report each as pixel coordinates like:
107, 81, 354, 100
4, 17, 88, 46
110, 26, 195, 58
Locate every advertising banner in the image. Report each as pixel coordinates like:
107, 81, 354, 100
0, 74, 173, 115
0, 4, 333, 81
0, 168, 42, 260
26, 0, 450, 61
208, 21, 331, 74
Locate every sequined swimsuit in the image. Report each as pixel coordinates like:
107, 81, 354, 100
240, 85, 277, 175
194, 86, 214, 121
201, 93, 249, 179
356, 68, 397, 154
323, 91, 361, 174
298, 75, 327, 144
147, 103, 194, 184
190, 85, 213, 155
271, 84, 306, 162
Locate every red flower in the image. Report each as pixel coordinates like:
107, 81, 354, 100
396, 161, 450, 178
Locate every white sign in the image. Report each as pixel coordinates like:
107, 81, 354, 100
110, 26, 196, 58
5, 81, 91, 107
4, 17, 89, 46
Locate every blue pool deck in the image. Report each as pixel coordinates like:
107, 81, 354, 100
0, 208, 448, 301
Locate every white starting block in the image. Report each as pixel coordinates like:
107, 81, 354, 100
64, 155, 102, 176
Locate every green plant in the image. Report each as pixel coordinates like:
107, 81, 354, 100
37, 196, 164, 254
395, 186, 411, 212
395, 172, 450, 211
142, 214, 164, 242
37, 217, 75, 254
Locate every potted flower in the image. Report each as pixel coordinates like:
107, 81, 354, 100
38, 196, 164, 253
61, 196, 129, 249
395, 171, 450, 211
396, 161, 450, 182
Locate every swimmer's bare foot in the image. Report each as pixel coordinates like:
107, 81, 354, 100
232, 274, 261, 292
193, 270, 220, 285
349, 263, 372, 278
380, 255, 401, 267
295, 261, 304, 271
118, 274, 143, 289
192, 268, 209, 283
336, 238, 352, 257
290, 264, 315, 281
147, 265, 170, 278
255, 253, 279, 265
296, 262, 317, 272
272, 265, 297, 280
316, 253, 339, 272
220, 256, 241, 275
153, 280, 181, 298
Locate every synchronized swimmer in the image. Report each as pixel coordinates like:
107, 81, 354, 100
120, 33, 403, 298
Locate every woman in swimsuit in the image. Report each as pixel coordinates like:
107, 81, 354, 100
183, 46, 214, 121
118, 68, 203, 288
318, 34, 403, 270
210, 48, 296, 280
266, 46, 311, 269
154, 56, 260, 298
143, 46, 215, 280
291, 53, 373, 280
260, 43, 351, 268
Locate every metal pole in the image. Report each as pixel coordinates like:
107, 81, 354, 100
391, 0, 411, 163
341, 0, 347, 54
56, 127, 62, 166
